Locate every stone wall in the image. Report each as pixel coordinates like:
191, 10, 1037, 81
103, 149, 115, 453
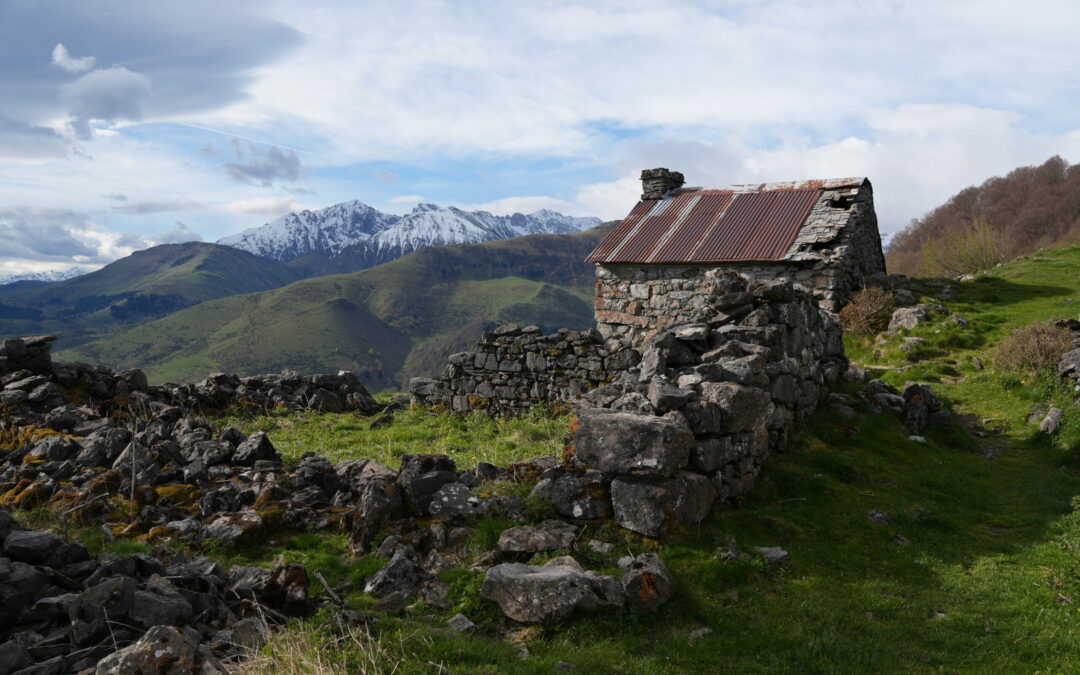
547, 275, 847, 536
411, 273, 848, 538
594, 181, 885, 344
0, 335, 56, 375
410, 325, 640, 417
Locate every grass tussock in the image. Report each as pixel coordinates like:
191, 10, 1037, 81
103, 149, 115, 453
230, 619, 406, 675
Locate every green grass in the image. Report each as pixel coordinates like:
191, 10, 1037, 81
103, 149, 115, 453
212, 403, 573, 469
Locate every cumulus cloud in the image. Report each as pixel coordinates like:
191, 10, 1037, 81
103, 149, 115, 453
0, 208, 204, 270
61, 66, 152, 139
51, 43, 95, 73
224, 145, 306, 186
0, 209, 100, 261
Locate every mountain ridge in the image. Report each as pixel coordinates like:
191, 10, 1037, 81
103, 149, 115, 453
217, 199, 601, 270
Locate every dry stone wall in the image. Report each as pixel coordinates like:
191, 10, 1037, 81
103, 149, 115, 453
410, 325, 639, 417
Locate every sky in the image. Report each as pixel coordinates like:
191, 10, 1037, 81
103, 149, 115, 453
1, 0, 1079, 276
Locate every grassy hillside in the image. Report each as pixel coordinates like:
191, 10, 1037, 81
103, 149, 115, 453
204, 245, 1080, 672
60, 226, 609, 388
0, 242, 299, 349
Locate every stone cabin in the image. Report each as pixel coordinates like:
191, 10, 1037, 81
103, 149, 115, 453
586, 168, 885, 343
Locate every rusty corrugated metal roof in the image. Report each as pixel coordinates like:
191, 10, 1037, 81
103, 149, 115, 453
585, 177, 864, 264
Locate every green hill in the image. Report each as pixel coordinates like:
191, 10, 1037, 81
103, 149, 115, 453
59, 225, 611, 389
0, 242, 299, 349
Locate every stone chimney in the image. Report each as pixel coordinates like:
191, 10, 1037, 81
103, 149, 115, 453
640, 168, 685, 200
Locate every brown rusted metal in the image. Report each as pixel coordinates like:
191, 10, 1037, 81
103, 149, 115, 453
585, 177, 866, 264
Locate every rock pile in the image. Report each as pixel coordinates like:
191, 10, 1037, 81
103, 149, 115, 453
0, 507, 313, 674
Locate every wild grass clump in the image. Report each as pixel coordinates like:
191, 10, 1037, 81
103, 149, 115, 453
232, 618, 405, 674
992, 320, 1075, 373
839, 287, 896, 335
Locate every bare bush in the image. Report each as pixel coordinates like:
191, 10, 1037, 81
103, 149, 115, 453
839, 287, 897, 336
993, 320, 1076, 373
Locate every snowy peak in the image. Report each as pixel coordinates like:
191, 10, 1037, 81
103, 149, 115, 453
0, 267, 89, 286
217, 199, 602, 269
217, 200, 400, 262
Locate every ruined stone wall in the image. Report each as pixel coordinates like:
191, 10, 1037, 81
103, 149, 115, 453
409, 325, 640, 416
594, 182, 885, 344
552, 276, 847, 536
0, 335, 56, 375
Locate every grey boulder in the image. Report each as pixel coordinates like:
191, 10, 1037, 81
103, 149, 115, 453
573, 410, 693, 477
481, 561, 623, 623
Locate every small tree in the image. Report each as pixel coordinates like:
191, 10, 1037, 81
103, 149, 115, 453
924, 217, 1002, 278
839, 287, 897, 336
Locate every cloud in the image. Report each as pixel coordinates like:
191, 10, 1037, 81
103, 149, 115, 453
0, 116, 67, 161
223, 145, 306, 186
148, 222, 203, 245
388, 194, 425, 204
374, 169, 398, 183
220, 196, 298, 216
109, 199, 203, 215
61, 66, 152, 139
51, 43, 95, 73
0, 209, 100, 260
104, 193, 128, 201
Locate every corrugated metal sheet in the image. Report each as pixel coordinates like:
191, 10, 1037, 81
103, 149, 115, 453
586, 185, 823, 264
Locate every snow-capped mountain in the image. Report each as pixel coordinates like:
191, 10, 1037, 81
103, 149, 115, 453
217, 200, 601, 269
217, 200, 400, 262
0, 267, 89, 286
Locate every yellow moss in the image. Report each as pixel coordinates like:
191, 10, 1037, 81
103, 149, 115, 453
1, 423, 66, 452
468, 396, 490, 409
155, 484, 198, 504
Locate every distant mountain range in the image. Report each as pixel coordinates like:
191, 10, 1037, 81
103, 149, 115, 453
0, 267, 89, 286
60, 225, 612, 389
217, 200, 601, 272
0, 243, 300, 349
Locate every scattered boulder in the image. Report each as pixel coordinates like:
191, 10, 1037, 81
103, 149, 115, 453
481, 561, 623, 623
888, 305, 930, 331
94, 625, 201, 675
428, 483, 487, 524
1039, 408, 1064, 435
364, 552, 432, 598
498, 520, 578, 554
2, 529, 64, 564
620, 553, 675, 614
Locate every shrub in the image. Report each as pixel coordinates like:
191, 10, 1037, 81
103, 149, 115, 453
924, 217, 1003, 278
839, 287, 897, 335
993, 320, 1075, 373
